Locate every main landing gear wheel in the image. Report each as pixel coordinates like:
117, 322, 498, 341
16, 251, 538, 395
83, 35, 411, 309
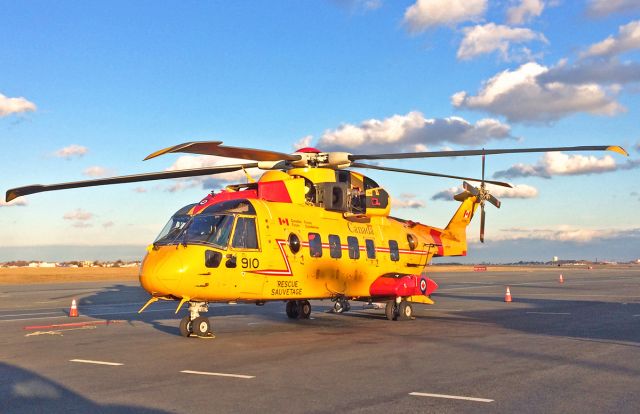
385, 300, 413, 321
179, 316, 193, 337
333, 297, 351, 313
192, 316, 212, 337
299, 300, 311, 319
286, 300, 300, 319
385, 301, 397, 321
398, 301, 413, 321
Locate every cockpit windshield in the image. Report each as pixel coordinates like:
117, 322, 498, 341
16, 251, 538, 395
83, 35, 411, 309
153, 199, 256, 249
183, 214, 235, 248
153, 204, 196, 245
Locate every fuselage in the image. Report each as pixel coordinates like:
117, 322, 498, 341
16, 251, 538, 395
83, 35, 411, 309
140, 199, 443, 302
138, 166, 477, 305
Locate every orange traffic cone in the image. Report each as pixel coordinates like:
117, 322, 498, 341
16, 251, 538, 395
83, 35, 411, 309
504, 287, 512, 303
559, 274, 564, 284
69, 299, 79, 317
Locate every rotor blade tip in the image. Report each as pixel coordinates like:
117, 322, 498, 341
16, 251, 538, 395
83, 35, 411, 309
606, 146, 628, 157
6, 191, 18, 202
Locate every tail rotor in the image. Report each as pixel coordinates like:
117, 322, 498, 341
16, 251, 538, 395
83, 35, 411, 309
461, 152, 502, 243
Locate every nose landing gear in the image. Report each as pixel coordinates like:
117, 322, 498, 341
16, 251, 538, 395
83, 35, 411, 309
179, 301, 214, 338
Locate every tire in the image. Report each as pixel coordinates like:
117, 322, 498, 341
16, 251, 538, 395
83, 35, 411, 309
299, 300, 311, 319
286, 301, 299, 319
398, 301, 413, 321
344, 301, 351, 312
179, 316, 192, 337
333, 300, 344, 313
192, 316, 211, 336
385, 301, 396, 321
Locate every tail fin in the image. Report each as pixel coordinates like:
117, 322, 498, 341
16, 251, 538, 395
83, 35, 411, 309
439, 192, 479, 256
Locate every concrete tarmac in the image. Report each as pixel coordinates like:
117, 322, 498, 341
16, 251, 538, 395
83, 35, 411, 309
1, 266, 639, 413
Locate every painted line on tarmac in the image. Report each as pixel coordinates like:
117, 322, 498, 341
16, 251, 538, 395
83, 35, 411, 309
24, 320, 123, 330
633, 315, 640, 317
526, 312, 571, 315
181, 370, 255, 379
409, 392, 493, 403
0, 307, 174, 322
0, 311, 62, 318
70, 359, 124, 366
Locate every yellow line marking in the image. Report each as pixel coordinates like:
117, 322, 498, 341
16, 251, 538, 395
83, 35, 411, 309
409, 392, 493, 403
180, 370, 254, 379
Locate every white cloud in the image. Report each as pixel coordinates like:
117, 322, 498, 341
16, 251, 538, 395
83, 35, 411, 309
507, 0, 545, 24
164, 155, 255, 192
431, 187, 460, 201
404, 0, 486, 33
63, 209, 94, 227
492, 152, 635, 179
316, 111, 512, 152
391, 193, 426, 209
457, 23, 547, 61
452, 62, 624, 123
53, 145, 88, 160
432, 184, 538, 200
83, 166, 113, 178
0, 197, 28, 207
538, 60, 640, 85
587, 0, 640, 17
497, 226, 640, 243
132, 187, 147, 193
581, 20, 640, 58
293, 135, 313, 151
636, 141, 640, 153
102, 221, 115, 228
63, 209, 93, 221
0, 93, 36, 117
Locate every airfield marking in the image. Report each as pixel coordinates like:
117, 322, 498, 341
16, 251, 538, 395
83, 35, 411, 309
181, 370, 255, 379
70, 359, 124, 366
409, 392, 493, 403
633, 315, 640, 317
0, 311, 61, 318
526, 312, 571, 315
0, 315, 71, 323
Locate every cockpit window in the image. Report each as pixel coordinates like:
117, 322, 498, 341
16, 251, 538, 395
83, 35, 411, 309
154, 199, 256, 248
153, 204, 196, 245
231, 217, 259, 249
184, 214, 235, 248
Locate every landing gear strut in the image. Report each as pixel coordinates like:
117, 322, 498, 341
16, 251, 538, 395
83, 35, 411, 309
286, 300, 312, 319
332, 297, 351, 313
385, 298, 413, 321
179, 301, 214, 338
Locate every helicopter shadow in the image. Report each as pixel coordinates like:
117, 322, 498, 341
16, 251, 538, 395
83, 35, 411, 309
0, 362, 169, 414
433, 292, 640, 345
72, 283, 339, 337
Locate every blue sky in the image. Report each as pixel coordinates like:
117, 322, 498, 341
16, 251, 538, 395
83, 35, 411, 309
1, 1, 639, 262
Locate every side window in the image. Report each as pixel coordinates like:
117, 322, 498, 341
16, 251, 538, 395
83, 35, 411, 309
389, 240, 399, 261
329, 235, 342, 259
308, 233, 322, 257
347, 236, 360, 260
231, 217, 259, 249
365, 239, 376, 259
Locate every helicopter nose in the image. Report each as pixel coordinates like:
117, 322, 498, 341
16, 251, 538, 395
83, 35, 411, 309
139, 247, 184, 296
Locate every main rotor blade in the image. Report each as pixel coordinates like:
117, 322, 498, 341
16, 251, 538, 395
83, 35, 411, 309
5, 163, 258, 202
480, 206, 486, 243
351, 163, 512, 188
349, 145, 628, 161
144, 141, 302, 162
487, 193, 501, 208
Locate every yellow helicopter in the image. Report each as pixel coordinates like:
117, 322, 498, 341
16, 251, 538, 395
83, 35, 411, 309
6, 142, 628, 338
